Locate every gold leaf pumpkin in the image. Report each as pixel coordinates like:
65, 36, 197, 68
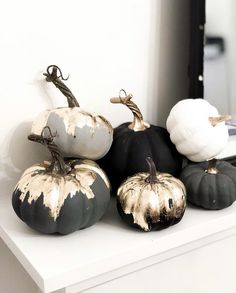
117, 157, 186, 231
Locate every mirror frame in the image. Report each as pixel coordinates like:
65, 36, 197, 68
189, 0, 205, 99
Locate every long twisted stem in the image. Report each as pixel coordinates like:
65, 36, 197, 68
110, 89, 150, 131
28, 127, 71, 175
44, 65, 80, 108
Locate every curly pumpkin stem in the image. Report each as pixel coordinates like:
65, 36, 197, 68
43, 65, 80, 108
28, 126, 71, 175
145, 157, 159, 184
206, 158, 218, 174
110, 89, 150, 131
209, 115, 231, 126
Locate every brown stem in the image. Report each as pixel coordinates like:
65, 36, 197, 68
110, 89, 150, 131
145, 157, 159, 184
206, 158, 218, 174
209, 115, 231, 126
43, 65, 80, 108
28, 127, 71, 175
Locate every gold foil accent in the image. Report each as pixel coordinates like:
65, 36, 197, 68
206, 158, 219, 174
31, 107, 113, 159
208, 115, 231, 126
128, 120, 150, 132
110, 92, 150, 132
117, 172, 186, 231
32, 107, 113, 137
14, 159, 109, 221
50, 108, 113, 137
71, 159, 111, 189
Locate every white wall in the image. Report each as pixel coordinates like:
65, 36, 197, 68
0, 0, 190, 291
0, 0, 190, 196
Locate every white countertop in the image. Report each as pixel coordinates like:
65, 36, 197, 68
1, 194, 236, 292
218, 134, 236, 159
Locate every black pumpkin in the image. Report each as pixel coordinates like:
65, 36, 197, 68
12, 127, 110, 235
98, 90, 183, 192
117, 157, 186, 231
180, 159, 236, 210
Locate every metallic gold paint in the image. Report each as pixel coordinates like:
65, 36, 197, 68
117, 172, 186, 231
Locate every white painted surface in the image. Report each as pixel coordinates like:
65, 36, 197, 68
1, 195, 236, 292
0, 238, 38, 293
83, 234, 236, 293
218, 134, 236, 159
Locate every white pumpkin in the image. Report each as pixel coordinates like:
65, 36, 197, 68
166, 99, 230, 162
31, 65, 113, 160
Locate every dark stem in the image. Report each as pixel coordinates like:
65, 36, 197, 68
43, 65, 80, 108
206, 158, 218, 174
28, 127, 71, 175
145, 157, 159, 184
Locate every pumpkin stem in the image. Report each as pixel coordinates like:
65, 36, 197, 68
110, 89, 150, 131
209, 115, 231, 126
145, 157, 159, 184
28, 126, 71, 175
43, 65, 80, 108
206, 158, 218, 174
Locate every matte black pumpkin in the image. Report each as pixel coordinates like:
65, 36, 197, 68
117, 157, 186, 231
98, 90, 183, 192
180, 159, 236, 210
12, 128, 110, 235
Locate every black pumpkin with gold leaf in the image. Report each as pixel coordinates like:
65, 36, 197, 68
117, 157, 186, 231
98, 90, 183, 192
12, 127, 110, 235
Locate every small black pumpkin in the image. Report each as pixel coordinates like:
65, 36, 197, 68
98, 90, 183, 192
117, 157, 186, 231
180, 159, 236, 210
12, 127, 110, 235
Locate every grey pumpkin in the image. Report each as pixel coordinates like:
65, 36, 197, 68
180, 159, 236, 210
31, 65, 113, 160
12, 127, 111, 235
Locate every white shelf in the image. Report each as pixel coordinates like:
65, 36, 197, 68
1, 196, 236, 293
218, 135, 236, 159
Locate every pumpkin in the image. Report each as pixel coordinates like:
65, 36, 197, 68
31, 65, 113, 160
166, 98, 231, 162
98, 90, 183, 192
12, 127, 111, 235
117, 157, 186, 231
180, 159, 236, 210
